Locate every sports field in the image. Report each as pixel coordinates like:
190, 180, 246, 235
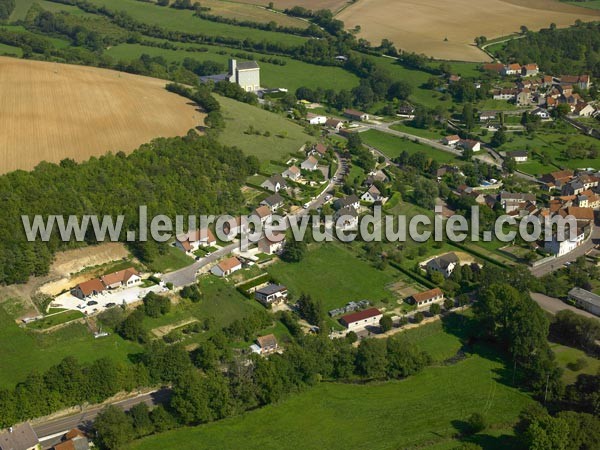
337, 0, 600, 61
0, 57, 201, 174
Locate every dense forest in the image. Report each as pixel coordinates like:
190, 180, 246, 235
0, 0, 14, 20
494, 22, 600, 77
0, 134, 257, 284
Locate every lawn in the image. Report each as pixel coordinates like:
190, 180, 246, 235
26, 310, 84, 330
550, 342, 600, 385
106, 42, 358, 92
149, 246, 194, 273
0, 42, 22, 57
361, 129, 460, 163
267, 243, 398, 312
0, 305, 141, 388
217, 95, 309, 162
85, 0, 307, 46
127, 346, 533, 450
390, 121, 446, 140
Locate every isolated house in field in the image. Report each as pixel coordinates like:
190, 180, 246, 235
306, 113, 327, 125
0, 423, 40, 450
506, 150, 528, 163
211, 256, 242, 277
426, 253, 459, 278
282, 165, 301, 181
261, 174, 287, 193
71, 278, 105, 300
256, 334, 279, 354
175, 228, 216, 253
339, 307, 382, 331
361, 185, 383, 203
254, 284, 288, 306
442, 135, 460, 146
101, 268, 141, 290
228, 59, 260, 92
325, 118, 344, 131
260, 193, 284, 212
568, 287, 600, 317
409, 288, 444, 308
343, 109, 369, 121
301, 155, 319, 171
258, 232, 285, 254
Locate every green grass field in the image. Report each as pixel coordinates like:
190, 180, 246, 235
26, 310, 84, 330
0, 305, 141, 388
361, 129, 460, 163
550, 342, 600, 385
567, 0, 600, 9
85, 0, 307, 46
106, 42, 359, 91
390, 122, 446, 140
127, 319, 533, 450
217, 95, 309, 161
0, 42, 22, 56
149, 246, 194, 273
267, 243, 398, 311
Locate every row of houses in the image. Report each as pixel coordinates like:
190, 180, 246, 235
483, 62, 540, 78
71, 267, 141, 300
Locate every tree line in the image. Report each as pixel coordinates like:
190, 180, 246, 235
0, 0, 14, 20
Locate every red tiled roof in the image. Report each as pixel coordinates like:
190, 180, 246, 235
340, 308, 382, 324
76, 278, 104, 296
412, 288, 443, 303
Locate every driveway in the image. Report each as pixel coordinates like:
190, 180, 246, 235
530, 292, 599, 320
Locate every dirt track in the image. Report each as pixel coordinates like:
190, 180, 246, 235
0, 57, 203, 173
337, 0, 600, 61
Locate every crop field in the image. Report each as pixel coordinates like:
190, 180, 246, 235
0, 57, 201, 174
127, 315, 533, 450
85, 0, 307, 46
106, 42, 359, 92
217, 95, 309, 161
360, 129, 460, 163
337, 0, 599, 61
195, 0, 309, 28
267, 243, 398, 311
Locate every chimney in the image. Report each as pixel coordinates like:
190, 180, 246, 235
229, 59, 237, 82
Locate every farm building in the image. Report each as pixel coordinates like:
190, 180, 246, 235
409, 288, 444, 308
255, 284, 288, 306
339, 307, 382, 330
568, 287, 600, 317
343, 109, 369, 121
211, 257, 242, 277
228, 59, 260, 92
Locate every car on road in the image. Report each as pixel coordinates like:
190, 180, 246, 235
303, 202, 310, 209
324, 194, 332, 201
87, 301, 98, 306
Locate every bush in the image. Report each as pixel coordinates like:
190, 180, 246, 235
567, 357, 589, 372
467, 412, 487, 434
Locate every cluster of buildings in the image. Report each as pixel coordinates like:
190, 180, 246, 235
70, 267, 141, 300
483, 62, 540, 78
487, 68, 595, 115
0, 424, 89, 450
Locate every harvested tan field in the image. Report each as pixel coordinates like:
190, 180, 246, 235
231, 0, 352, 14
201, 0, 309, 27
0, 57, 203, 174
337, 0, 600, 61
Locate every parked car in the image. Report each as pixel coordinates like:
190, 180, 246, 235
303, 202, 310, 209
106, 302, 116, 308
325, 194, 332, 201
87, 301, 98, 306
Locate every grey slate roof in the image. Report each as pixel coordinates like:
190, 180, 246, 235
256, 284, 287, 296
569, 287, 600, 308
237, 61, 260, 70
0, 423, 39, 450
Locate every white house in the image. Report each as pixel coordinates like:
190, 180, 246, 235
256, 334, 279, 354
252, 205, 272, 224
426, 253, 459, 278
260, 193, 284, 212
507, 150, 528, 163
361, 185, 382, 203
339, 308, 382, 331
334, 195, 360, 211
211, 256, 242, 277
261, 174, 287, 193
325, 118, 344, 131
282, 165, 301, 181
334, 206, 358, 230
254, 284, 288, 306
410, 288, 444, 308
100, 268, 141, 290
301, 155, 319, 171
442, 135, 461, 146
544, 230, 585, 256
460, 139, 481, 152
306, 113, 327, 125
575, 103, 596, 117
258, 233, 285, 254
531, 107, 550, 119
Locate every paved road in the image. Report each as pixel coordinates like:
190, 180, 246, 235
530, 225, 600, 278
530, 292, 599, 320
33, 389, 171, 442
163, 153, 343, 288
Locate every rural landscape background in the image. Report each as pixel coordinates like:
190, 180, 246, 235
0, 0, 599, 449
